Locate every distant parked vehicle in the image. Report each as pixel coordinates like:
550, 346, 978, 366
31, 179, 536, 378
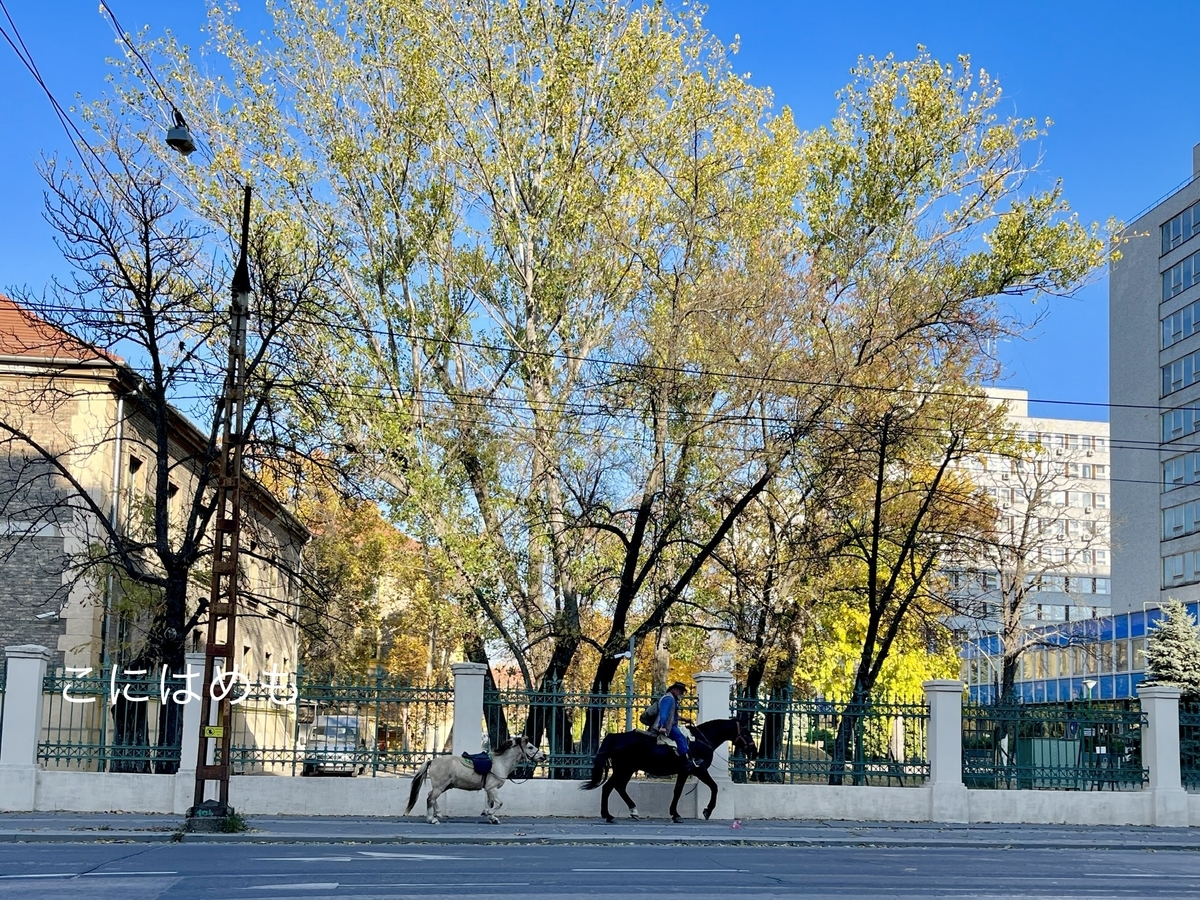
301, 715, 376, 776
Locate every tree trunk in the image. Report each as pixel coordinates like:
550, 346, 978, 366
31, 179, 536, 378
652, 626, 670, 696
751, 685, 789, 784
828, 682, 869, 786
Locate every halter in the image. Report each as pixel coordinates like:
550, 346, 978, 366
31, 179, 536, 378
730, 716, 756, 758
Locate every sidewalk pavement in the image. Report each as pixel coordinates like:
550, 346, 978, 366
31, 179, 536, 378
1, 812, 1198, 849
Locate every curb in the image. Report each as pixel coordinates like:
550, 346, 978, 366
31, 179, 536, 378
3, 831, 1200, 851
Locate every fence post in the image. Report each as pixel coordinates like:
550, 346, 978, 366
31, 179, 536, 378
695, 671, 735, 780
451, 662, 487, 757
694, 670, 736, 820
173, 652, 206, 815
1137, 683, 1188, 827
0, 645, 51, 811
923, 679, 968, 823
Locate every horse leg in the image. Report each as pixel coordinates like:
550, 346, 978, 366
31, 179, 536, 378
426, 782, 446, 825
600, 774, 617, 824
695, 767, 719, 820
669, 771, 688, 823
613, 770, 639, 820
483, 784, 501, 824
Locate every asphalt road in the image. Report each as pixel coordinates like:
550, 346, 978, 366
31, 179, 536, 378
2, 842, 1200, 899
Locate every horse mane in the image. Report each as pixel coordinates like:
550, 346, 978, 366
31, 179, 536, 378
494, 736, 519, 754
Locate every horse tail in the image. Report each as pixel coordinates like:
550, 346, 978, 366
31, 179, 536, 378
403, 759, 431, 815
580, 735, 613, 791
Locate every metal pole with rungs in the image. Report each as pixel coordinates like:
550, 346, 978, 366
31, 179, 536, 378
187, 186, 252, 830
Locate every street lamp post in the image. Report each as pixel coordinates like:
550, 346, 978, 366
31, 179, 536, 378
615, 635, 636, 731
185, 185, 253, 831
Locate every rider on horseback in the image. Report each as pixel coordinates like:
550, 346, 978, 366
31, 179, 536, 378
655, 681, 699, 772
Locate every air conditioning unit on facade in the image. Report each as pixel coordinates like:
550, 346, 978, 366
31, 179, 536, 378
1002, 474, 1010, 480
1084, 508, 1092, 514
1086, 451, 1094, 457
1055, 449, 1063, 456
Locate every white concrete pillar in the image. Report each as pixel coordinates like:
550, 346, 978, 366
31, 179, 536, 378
923, 679, 968, 823
693, 671, 736, 821
694, 671, 735, 780
451, 662, 487, 757
0, 645, 51, 810
1138, 683, 1188, 826
173, 652, 206, 815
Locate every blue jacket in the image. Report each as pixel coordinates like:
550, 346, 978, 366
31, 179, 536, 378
656, 691, 679, 731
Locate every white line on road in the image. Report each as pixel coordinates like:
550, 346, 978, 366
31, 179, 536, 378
573, 868, 749, 873
1083, 873, 1188, 878
0, 872, 177, 879
357, 852, 488, 860
0, 874, 76, 879
246, 883, 339, 891
81, 872, 179, 877
253, 857, 354, 862
373, 883, 530, 888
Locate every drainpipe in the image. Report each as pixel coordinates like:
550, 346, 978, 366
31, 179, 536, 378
99, 394, 125, 673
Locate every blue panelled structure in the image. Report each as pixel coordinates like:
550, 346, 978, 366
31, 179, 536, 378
961, 603, 1195, 704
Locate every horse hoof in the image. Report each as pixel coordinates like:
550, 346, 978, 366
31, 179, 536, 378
429, 818, 440, 825
703, 808, 713, 820
488, 817, 499, 825
630, 813, 640, 821
604, 816, 615, 824
671, 814, 683, 824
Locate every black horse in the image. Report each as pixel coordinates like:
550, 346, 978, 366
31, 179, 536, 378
581, 718, 756, 823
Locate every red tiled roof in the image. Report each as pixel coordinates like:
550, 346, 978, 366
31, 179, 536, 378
0, 295, 113, 363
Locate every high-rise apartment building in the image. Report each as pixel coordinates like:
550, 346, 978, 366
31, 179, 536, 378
951, 388, 1112, 627
954, 389, 1114, 702
1111, 143, 1200, 616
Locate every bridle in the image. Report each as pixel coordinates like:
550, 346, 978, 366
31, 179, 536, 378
505, 736, 545, 785
521, 736, 547, 764
731, 717, 757, 760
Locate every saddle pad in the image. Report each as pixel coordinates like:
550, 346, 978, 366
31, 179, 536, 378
460, 751, 493, 776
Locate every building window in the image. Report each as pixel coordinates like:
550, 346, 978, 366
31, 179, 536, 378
1163, 249, 1200, 301
1162, 351, 1200, 396
1162, 551, 1200, 588
1162, 406, 1200, 442
1162, 299, 1200, 349
1163, 199, 1200, 254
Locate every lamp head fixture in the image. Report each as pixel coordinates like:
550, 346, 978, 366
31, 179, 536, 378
166, 108, 197, 156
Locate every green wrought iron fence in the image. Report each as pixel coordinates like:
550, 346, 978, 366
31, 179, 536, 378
230, 673, 454, 777
1180, 704, 1200, 792
962, 702, 1147, 791
36, 667, 452, 776
39, 667, 183, 772
492, 682, 698, 779
730, 687, 929, 786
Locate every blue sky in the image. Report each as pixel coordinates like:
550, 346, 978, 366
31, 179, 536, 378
1, 1, 1197, 420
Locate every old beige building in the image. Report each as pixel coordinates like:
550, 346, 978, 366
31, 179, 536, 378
0, 296, 307, 677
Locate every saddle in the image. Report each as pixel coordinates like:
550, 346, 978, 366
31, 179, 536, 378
460, 751, 492, 776
637, 724, 693, 753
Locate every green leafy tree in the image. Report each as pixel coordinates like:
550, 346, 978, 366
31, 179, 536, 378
101, 8, 1109, 765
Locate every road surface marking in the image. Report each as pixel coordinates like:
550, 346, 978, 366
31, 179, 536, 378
82, 872, 178, 876
573, 868, 748, 873
0, 874, 76, 879
374, 883, 530, 888
246, 883, 339, 891
1083, 873, 1184, 878
253, 857, 354, 862
357, 852, 486, 860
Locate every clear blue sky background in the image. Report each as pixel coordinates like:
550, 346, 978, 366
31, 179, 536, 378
1, 1, 1197, 420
